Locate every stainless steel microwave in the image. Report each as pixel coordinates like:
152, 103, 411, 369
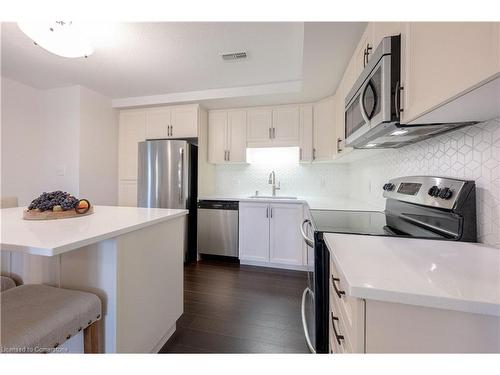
344, 35, 402, 148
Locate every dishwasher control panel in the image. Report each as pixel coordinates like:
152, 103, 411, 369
197, 200, 239, 210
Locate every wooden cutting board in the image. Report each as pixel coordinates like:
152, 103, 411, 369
23, 207, 94, 220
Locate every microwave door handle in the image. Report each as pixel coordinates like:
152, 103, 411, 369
359, 81, 371, 126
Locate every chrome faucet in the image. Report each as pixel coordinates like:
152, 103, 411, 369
268, 171, 281, 197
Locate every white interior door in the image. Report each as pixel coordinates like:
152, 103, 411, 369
239, 202, 270, 262
269, 203, 304, 266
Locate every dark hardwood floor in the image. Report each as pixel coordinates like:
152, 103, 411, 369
160, 259, 309, 353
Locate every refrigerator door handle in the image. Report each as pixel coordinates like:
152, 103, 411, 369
178, 148, 184, 205
301, 287, 316, 353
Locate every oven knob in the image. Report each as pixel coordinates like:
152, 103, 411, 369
439, 187, 453, 200
428, 186, 440, 197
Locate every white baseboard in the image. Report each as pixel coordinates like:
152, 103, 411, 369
239, 259, 307, 272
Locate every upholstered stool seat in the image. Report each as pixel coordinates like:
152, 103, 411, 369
1, 276, 16, 292
1, 284, 101, 353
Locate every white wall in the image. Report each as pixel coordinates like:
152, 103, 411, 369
79, 86, 118, 205
1, 77, 118, 206
1, 78, 80, 205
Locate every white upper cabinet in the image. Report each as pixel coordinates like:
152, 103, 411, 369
372, 22, 402, 49
208, 111, 228, 164
353, 24, 375, 78
227, 110, 247, 163
272, 106, 300, 145
313, 96, 337, 162
299, 105, 314, 162
247, 108, 272, 144
208, 110, 247, 164
269, 203, 304, 266
119, 110, 146, 180
145, 108, 170, 139
170, 105, 199, 138
401, 22, 500, 123
246, 105, 300, 147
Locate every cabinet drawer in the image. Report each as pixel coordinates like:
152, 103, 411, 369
329, 257, 365, 353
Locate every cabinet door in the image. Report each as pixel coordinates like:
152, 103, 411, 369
313, 97, 336, 161
269, 204, 304, 266
247, 108, 272, 144
272, 106, 300, 145
239, 203, 270, 262
353, 24, 374, 77
227, 110, 247, 163
402, 22, 500, 123
118, 180, 138, 207
119, 111, 146, 180
170, 105, 199, 138
299, 105, 313, 162
145, 108, 170, 139
208, 111, 228, 164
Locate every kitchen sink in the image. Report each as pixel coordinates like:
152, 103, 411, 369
248, 195, 298, 200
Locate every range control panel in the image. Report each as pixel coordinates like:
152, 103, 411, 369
382, 176, 471, 210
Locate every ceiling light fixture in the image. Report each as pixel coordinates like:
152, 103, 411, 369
17, 21, 94, 58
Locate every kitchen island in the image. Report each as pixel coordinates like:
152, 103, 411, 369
1, 206, 188, 353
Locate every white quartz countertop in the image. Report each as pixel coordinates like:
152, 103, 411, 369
198, 195, 381, 211
323, 233, 500, 316
1, 206, 188, 257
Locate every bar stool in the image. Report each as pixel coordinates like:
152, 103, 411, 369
1, 283, 102, 353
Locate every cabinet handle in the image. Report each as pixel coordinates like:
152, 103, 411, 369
266, 206, 269, 218
331, 314, 344, 346
227, 150, 230, 161
269, 128, 271, 139
363, 48, 367, 68
313, 148, 316, 161
299, 148, 302, 160
270, 207, 273, 218
336, 138, 343, 153
395, 81, 404, 118
332, 276, 345, 299
272, 127, 275, 139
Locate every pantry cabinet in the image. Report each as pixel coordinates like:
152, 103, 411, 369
239, 202, 305, 269
401, 22, 500, 123
208, 110, 247, 164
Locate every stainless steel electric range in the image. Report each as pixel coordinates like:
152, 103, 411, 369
300, 176, 477, 353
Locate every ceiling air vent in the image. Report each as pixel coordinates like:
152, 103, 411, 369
221, 51, 248, 61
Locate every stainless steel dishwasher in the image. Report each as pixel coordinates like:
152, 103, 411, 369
197, 200, 239, 257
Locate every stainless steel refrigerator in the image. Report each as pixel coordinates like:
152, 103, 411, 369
137, 140, 198, 262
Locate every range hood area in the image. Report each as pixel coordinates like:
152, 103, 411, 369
356, 74, 500, 149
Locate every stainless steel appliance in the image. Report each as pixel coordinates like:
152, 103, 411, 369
300, 175, 477, 353
197, 200, 239, 258
345, 35, 475, 149
137, 140, 198, 262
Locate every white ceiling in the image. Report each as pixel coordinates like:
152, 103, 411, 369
1, 22, 366, 108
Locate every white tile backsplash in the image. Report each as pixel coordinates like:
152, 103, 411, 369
214, 118, 500, 247
347, 118, 500, 247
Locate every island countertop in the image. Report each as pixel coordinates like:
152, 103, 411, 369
1, 206, 188, 256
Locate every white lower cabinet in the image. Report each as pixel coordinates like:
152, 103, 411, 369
239, 202, 305, 270
329, 254, 500, 354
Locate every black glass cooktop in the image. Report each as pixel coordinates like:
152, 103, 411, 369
309, 209, 452, 239
310, 210, 390, 236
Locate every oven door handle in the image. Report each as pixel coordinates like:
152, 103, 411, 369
301, 287, 316, 354
300, 219, 314, 248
